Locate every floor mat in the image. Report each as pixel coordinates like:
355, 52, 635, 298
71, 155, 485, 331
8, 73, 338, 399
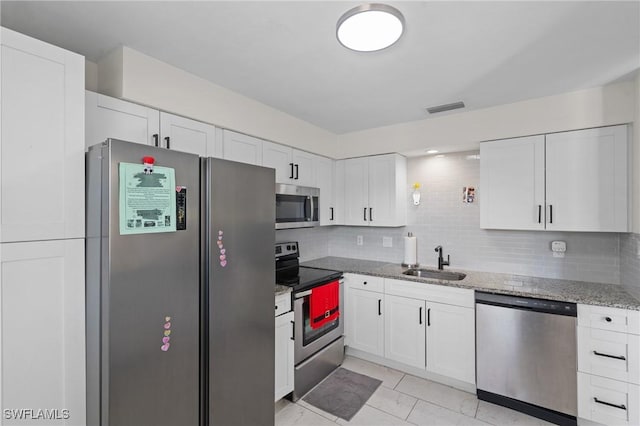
302, 367, 382, 421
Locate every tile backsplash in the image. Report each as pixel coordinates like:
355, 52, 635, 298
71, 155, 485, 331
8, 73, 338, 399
621, 233, 640, 299
280, 151, 624, 285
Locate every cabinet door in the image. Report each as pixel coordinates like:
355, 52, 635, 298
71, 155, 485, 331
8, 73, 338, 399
275, 311, 294, 401
316, 156, 335, 226
480, 136, 545, 230
1, 239, 86, 424
343, 158, 369, 226
159, 112, 218, 157
368, 154, 406, 227
222, 130, 263, 165
346, 288, 384, 356
85, 91, 160, 149
426, 302, 475, 385
1, 28, 85, 242
333, 160, 345, 225
262, 140, 292, 183
546, 125, 628, 232
384, 294, 425, 369
292, 149, 316, 187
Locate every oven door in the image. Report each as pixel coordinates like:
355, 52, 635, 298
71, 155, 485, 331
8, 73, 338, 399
293, 279, 344, 365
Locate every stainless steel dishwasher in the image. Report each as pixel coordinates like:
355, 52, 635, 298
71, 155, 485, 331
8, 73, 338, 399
476, 292, 577, 426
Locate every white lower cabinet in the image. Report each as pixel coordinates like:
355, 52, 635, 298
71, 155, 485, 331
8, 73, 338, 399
425, 301, 475, 384
1, 239, 86, 425
577, 304, 640, 426
578, 372, 639, 426
345, 275, 475, 388
275, 310, 294, 401
346, 288, 384, 357
384, 295, 425, 369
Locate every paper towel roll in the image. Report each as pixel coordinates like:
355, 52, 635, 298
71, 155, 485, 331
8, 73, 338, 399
404, 235, 417, 266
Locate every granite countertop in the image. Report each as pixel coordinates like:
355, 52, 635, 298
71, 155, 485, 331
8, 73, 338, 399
301, 256, 640, 310
275, 284, 292, 296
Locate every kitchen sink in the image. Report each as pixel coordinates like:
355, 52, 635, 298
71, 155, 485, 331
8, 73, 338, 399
402, 268, 466, 281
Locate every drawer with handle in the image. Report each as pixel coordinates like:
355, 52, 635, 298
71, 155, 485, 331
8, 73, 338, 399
275, 292, 292, 317
344, 273, 383, 292
578, 372, 639, 426
578, 326, 640, 384
578, 305, 640, 335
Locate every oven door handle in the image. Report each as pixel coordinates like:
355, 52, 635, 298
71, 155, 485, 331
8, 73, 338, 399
295, 290, 312, 299
294, 279, 343, 299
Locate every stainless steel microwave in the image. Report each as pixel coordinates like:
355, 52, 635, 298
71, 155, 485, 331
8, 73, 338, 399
275, 184, 319, 229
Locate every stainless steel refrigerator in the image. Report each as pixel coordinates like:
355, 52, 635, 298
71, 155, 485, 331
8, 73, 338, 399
86, 139, 275, 426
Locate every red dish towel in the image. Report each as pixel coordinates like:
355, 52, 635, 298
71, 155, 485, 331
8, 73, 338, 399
310, 280, 340, 329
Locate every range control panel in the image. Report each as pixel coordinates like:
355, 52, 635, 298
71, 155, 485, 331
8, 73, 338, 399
275, 242, 298, 259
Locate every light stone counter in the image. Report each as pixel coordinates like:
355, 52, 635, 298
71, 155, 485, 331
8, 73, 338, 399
301, 256, 640, 310
275, 284, 292, 296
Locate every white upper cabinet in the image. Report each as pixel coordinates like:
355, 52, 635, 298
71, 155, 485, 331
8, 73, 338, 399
480, 135, 545, 230
86, 91, 160, 148
546, 126, 628, 232
333, 160, 346, 225
86, 91, 221, 157
262, 140, 316, 187
344, 154, 407, 227
159, 112, 221, 157
1, 27, 85, 242
316, 156, 336, 226
480, 125, 629, 232
222, 129, 263, 165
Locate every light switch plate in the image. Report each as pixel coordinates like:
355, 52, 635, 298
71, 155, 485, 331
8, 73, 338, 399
356, 235, 363, 246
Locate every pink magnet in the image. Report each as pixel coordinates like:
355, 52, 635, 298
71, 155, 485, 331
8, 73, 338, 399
219, 254, 226, 261
220, 249, 226, 254
162, 336, 170, 344
220, 260, 227, 267
218, 230, 223, 235
218, 236, 223, 241
161, 343, 170, 352
164, 322, 171, 329
216, 241, 223, 247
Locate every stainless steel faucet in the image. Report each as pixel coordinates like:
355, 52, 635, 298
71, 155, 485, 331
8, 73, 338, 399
434, 245, 450, 270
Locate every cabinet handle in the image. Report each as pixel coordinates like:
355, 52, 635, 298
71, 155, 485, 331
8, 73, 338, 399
427, 308, 431, 326
549, 204, 553, 224
369, 208, 373, 222
593, 398, 626, 411
419, 307, 423, 325
330, 207, 334, 221
294, 164, 299, 180
364, 208, 367, 221
164, 136, 170, 149
289, 163, 294, 179
593, 350, 626, 361
290, 321, 295, 341
538, 205, 541, 224
605, 316, 612, 322
378, 299, 381, 316
363, 281, 367, 285
152, 133, 159, 147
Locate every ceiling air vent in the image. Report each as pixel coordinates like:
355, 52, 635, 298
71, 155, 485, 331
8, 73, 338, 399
426, 101, 465, 114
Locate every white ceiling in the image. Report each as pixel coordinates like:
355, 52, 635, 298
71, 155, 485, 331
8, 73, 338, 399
1, 1, 638, 135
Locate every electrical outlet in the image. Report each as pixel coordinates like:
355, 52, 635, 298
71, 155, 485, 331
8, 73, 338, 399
382, 236, 392, 247
356, 235, 363, 246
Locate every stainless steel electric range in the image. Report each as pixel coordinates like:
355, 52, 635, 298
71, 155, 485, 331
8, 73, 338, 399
275, 242, 344, 401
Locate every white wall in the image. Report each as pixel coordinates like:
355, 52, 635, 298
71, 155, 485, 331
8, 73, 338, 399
97, 46, 337, 157
336, 81, 637, 159
633, 72, 640, 233
85, 60, 98, 92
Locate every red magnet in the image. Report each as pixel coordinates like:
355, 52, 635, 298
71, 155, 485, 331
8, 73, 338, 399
142, 156, 155, 174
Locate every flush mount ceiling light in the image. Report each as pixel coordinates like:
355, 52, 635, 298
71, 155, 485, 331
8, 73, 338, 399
336, 3, 405, 52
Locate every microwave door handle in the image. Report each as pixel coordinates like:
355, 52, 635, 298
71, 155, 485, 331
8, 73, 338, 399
308, 196, 315, 221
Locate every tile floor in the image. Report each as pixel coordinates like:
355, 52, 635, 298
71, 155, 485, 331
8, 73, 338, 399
275, 356, 554, 426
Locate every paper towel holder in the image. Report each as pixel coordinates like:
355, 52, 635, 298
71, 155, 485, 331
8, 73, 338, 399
401, 232, 419, 268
